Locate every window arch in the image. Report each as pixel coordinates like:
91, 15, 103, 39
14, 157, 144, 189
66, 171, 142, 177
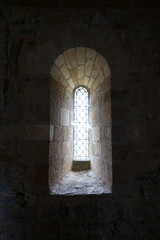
49, 47, 112, 194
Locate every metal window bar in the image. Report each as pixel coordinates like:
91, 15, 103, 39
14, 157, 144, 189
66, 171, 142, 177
73, 86, 90, 161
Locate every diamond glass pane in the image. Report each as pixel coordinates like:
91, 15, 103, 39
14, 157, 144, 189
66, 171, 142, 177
73, 87, 90, 161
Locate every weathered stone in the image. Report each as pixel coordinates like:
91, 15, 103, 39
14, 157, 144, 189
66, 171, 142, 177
50, 171, 110, 195
84, 76, 89, 86
68, 78, 75, 89
24, 124, 50, 140
103, 62, 111, 79
92, 142, 101, 156
62, 142, 70, 156
49, 125, 54, 141
50, 65, 60, 81
64, 48, 77, 69
76, 47, 85, 65
88, 76, 95, 88
69, 67, 78, 79
92, 126, 100, 141
86, 48, 96, 61
1, 7, 160, 240
34, 164, 48, 185
54, 54, 65, 69
77, 65, 84, 78
36, 42, 57, 60
85, 60, 94, 77
60, 108, 69, 126
61, 64, 71, 80
23, 53, 51, 74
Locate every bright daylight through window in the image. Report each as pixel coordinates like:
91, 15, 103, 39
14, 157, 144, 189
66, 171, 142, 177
73, 86, 90, 161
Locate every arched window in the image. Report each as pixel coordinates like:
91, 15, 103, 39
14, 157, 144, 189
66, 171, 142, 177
49, 47, 112, 194
73, 86, 90, 161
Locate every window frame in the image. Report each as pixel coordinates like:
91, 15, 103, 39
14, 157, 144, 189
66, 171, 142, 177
72, 85, 90, 162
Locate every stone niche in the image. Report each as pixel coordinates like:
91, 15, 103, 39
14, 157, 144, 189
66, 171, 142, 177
49, 47, 112, 194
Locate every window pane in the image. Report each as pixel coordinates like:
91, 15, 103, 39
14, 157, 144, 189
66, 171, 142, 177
73, 87, 90, 161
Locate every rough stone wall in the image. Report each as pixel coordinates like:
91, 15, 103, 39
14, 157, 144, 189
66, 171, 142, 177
0, 7, 160, 240
91, 79, 112, 190
49, 79, 72, 188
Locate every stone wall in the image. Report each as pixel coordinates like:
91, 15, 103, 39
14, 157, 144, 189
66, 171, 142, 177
0, 7, 160, 239
91, 79, 112, 190
50, 47, 112, 190
49, 79, 72, 188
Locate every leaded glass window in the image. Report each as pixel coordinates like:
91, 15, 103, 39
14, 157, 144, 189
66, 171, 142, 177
73, 86, 90, 161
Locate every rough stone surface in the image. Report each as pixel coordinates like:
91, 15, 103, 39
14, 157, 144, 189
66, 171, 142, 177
24, 124, 50, 140
0, 6, 160, 240
50, 171, 110, 195
51, 47, 111, 91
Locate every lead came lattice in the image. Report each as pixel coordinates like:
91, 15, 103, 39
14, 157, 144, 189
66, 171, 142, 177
73, 87, 90, 161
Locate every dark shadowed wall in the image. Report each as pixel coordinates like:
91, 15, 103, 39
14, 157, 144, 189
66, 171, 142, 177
0, 6, 160, 240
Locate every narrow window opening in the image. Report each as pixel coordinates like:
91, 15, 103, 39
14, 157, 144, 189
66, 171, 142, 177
73, 86, 90, 161
49, 47, 112, 195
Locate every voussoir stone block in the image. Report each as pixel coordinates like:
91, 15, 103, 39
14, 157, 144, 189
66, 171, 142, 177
88, 76, 95, 88
85, 60, 94, 77
54, 54, 65, 69
70, 67, 78, 79
77, 65, 84, 78
64, 48, 77, 69
68, 78, 74, 89
86, 48, 97, 61
84, 76, 89, 85
50, 65, 60, 82
103, 63, 111, 79
98, 55, 106, 70
61, 64, 71, 80
76, 47, 85, 65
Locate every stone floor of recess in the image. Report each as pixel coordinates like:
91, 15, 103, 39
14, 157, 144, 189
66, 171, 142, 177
50, 170, 110, 195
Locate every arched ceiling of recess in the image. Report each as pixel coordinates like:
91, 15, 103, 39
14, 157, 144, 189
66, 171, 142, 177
50, 47, 111, 92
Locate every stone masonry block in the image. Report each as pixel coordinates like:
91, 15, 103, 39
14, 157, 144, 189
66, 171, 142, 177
50, 65, 60, 82
94, 53, 101, 69
97, 55, 106, 70
92, 126, 100, 142
84, 76, 89, 85
76, 47, 85, 65
85, 60, 94, 77
103, 63, 111, 79
62, 142, 70, 156
86, 48, 96, 61
24, 124, 51, 141
34, 164, 48, 186
61, 64, 71, 80
60, 108, 69, 126
54, 54, 65, 69
70, 67, 78, 79
64, 48, 77, 69
49, 125, 54, 141
77, 65, 84, 78
88, 76, 95, 88
99, 71, 105, 83
68, 78, 75, 89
